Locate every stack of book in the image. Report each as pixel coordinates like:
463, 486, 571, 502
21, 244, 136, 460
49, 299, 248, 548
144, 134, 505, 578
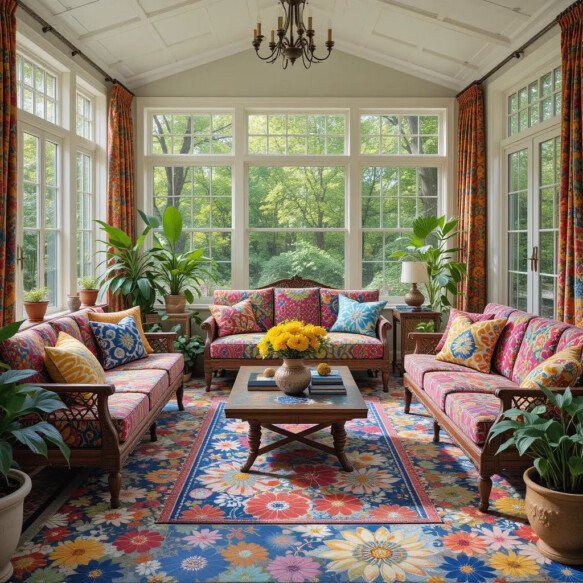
308, 369, 346, 395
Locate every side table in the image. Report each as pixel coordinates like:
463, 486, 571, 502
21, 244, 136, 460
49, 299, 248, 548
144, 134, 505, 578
145, 312, 192, 339
392, 308, 441, 375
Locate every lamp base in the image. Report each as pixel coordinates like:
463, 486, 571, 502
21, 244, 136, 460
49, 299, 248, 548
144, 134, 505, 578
404, 283, 425, 310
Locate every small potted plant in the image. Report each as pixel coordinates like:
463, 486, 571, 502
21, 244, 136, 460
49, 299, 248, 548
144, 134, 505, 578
78, 276, 100, 307
489, 387, 583, 564
0, 321, 70, 582
23, 287, 50, 322
174, 333, 205, 382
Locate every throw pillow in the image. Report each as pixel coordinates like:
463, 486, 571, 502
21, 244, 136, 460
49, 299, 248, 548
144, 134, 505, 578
89, 315, 148, 370
44, 332, 105, 400
435, 315, 507, 373
209, 299, 262, 338
435, 308, 495, 352
520, 346, 583, 389
330, 294, 387, 338
88, 306, 153, 354
274, 288, 321, 325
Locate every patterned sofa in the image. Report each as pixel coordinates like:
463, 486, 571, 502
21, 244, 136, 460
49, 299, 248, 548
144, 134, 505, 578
202, 276, 392, 392
0, 308, 184, 508
404, 302, 583, 512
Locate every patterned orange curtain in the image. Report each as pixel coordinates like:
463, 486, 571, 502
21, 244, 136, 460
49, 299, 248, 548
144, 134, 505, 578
0, 0, 17, 326
557, 3, 583, 326
107, 84, 135, 310
456, 83, 487, 313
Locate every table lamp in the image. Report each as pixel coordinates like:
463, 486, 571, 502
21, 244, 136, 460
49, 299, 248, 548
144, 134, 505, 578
401, 261, 429, 309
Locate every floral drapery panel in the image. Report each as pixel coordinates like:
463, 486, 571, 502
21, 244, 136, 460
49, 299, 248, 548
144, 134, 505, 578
0, 0, 17, 326
557, 3, 583, 326
456, 83, 487, 312
107, 84, 135, 310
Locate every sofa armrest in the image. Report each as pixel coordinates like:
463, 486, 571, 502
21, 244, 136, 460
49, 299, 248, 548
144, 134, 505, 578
409, 332, 443, 355
495, 387, 583, 411
145, 332, 176, 353
376, 316, 391, 344
201, 316, 218, 358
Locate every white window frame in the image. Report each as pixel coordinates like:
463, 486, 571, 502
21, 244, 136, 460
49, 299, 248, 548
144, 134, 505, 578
76, 90, 94, 141
137, 97, 455, 306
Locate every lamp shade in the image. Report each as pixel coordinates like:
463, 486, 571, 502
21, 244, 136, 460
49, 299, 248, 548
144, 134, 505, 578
401, 261, 429, 284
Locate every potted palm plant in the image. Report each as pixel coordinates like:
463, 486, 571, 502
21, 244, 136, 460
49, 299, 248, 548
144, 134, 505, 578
0, 320, 70, 582
23, 287, 50, 322
77, 276, 100, 307
148, 207, 215, 314
489, 387, 583, 564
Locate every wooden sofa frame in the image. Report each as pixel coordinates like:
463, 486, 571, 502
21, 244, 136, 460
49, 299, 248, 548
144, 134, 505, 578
15, 331, 184, 509
202, 275, 392, 393
403, 332, 583, 512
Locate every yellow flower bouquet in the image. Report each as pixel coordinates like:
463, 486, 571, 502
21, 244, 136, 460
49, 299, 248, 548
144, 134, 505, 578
258, 320, 328, 359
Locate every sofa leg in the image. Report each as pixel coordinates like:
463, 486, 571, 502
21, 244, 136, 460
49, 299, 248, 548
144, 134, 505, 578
432, 420, 440, 443
108, 472, 122, 509
205, 371, 212, 393
382, 371, 389, 393
150, 422, 157, 442
478, 474, 493, 512
176, 384, 185, 411
404, 386, 412, 413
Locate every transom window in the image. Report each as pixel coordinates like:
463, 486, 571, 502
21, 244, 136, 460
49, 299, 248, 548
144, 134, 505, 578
76, 92, 93, 140
16, 53, 57, 124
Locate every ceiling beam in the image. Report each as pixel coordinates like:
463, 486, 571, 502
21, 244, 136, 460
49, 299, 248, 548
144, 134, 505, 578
375, 0, 511, 47
469, 0, 531, 22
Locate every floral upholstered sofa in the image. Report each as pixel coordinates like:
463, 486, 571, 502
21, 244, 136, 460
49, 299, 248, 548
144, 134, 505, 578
202, 276, 391, 392
0, 307, 184, 508
404, 302, 583, 512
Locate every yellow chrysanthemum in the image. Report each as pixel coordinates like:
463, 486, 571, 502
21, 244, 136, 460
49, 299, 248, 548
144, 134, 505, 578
258, 338, 270, 358
287, 334, 310, 352
488, 551, 539, 579
50, 538, 105, 567
273, 333, 291, 352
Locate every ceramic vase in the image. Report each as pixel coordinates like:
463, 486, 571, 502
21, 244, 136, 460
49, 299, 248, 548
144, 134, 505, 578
274, 359, 311, 395
67, 295, 81, 312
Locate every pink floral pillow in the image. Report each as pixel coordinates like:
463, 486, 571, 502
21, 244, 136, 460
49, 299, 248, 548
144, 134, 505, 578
436, 308, 494, 352
274, 288, 320, 325
209, 299, 262, 338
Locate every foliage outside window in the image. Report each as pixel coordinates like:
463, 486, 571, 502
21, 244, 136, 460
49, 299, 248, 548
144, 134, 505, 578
76, 92, 93, 140
16, 53, 57, 124
76, 152, 93, 278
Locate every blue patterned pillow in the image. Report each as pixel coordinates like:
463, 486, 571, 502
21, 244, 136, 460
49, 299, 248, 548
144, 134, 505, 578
330, 294, 387, 338
89, 315, 147, 370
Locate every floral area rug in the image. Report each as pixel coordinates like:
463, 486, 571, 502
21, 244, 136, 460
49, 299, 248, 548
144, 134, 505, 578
159, 398, 440, 524
12, 374, 583, 583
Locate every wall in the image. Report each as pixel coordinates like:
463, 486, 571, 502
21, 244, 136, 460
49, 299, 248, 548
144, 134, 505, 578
134, 49, 456, 98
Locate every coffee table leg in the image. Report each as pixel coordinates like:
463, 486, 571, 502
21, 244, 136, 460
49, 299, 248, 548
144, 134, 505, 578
241, 421, 261, 473
331, 422, 353, 472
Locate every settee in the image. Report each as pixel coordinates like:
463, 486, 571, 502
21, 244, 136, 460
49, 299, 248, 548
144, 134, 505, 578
0, 307, 184, 508
202, 276, 392, 392
403, 302, 583, 512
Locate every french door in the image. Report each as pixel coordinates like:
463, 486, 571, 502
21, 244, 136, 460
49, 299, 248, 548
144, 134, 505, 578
17, 124, 62, 314
506, 129, 559, 318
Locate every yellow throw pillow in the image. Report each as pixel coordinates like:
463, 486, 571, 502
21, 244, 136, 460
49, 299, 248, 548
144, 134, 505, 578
45, 332, 106, 385
520, 346, 583, 389
435, 315, 507, 373
88, 306, 153, 354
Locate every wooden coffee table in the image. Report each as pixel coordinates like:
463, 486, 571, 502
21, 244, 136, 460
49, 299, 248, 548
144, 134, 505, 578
225, 366, 368, 473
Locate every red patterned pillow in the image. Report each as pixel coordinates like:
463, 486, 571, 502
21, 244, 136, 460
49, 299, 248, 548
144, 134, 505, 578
436, 308, 494, 352
209, 299, 262, 338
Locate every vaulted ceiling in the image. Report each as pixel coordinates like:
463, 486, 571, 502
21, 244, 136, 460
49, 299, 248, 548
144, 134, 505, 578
28, 0, 570, 90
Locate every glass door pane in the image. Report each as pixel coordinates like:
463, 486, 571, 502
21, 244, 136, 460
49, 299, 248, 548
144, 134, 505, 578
22, 132, 41, 295
507, 149, 529, 311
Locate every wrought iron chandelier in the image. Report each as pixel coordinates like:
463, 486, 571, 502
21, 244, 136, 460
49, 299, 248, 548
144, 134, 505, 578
252, 0, 334, 69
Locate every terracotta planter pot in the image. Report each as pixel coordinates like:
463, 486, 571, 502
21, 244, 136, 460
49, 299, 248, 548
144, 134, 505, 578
24, 301, 48, 323
79, 289, 99, 307
0, 470, 32, 583
524, 466, 583, 564
275, 359, 311, 395
165, 294, 186, 314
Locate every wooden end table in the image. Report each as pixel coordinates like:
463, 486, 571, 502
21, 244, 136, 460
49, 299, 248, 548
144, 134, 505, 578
225, 366, 368, 473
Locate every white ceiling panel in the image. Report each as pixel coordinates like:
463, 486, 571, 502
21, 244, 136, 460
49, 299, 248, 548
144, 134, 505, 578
27, 0, 571, 90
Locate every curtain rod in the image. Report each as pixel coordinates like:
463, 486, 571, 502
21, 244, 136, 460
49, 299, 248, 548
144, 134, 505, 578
16, 0, 135, 96
456, 11, 564, 98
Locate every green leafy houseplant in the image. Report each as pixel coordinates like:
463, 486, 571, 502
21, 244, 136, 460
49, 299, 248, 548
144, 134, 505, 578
174, 333, 204, 376
489, 387, 583, 494
23, 287, 49, 303
96, 212, 164, 316
391, 216, 466, 314
78, 276, 99, 290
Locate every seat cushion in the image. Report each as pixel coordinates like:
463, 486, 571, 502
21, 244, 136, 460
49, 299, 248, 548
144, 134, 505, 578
404, 354, 484, 387
112, 353, 184, 385
104, 369, 169, 410
0, 327, 53, 383
274, 288, 320, 325
445, 392, 501, 445
51, 392, 149, 447
424, 371, 517, 411
213, 289, 274, 331
320, 289, 380, 329
491, 311, 535, 380
210, 332, 384, 360
512, 317, 570, 384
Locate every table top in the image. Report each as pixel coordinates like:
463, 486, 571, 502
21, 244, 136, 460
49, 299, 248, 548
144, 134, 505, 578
225, 366, 368, 422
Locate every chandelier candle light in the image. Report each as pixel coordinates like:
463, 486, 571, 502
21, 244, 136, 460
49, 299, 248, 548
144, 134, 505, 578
252, 0, 334, 69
